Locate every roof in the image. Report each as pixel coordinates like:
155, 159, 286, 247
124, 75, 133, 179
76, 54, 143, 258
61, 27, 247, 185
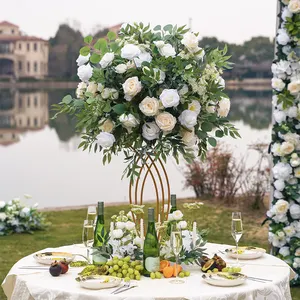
0, 21, 19, 28
0, 35, 47, 42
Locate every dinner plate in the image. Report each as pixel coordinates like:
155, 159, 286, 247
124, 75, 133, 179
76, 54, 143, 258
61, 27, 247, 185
202, 272, 246, 287
76, 275, 122, 290
226, 246, 266, 260
33, 252, 75, 265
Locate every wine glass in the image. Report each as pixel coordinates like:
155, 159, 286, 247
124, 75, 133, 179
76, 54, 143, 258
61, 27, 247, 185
170, 224, 184, 284
82, 219, 94, 263
231, 212, 243, 266
87, 206, 97, 224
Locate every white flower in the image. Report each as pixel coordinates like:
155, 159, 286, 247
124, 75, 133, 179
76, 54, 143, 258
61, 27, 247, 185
119, 114, 140, 129
181, 128, 197, 147
100, 52, 114, 68
284, 225, 296, 237
20, 207, 30, 218
134, 51, 152, 68
188, 100, 201, 115
217, 97, 230, 117
272, 78, 285, 91
281, 141, 295, 155
177, 221, 187, 229
158, 44, 176, 58
159, 89, 180, 108
273, 162, 292, 180
294, 167, 300, 178
76, 53, 90, 66
97, 83, 104, 92
99, 119, 114, 133
0, 212, 7, 221
172, 210, 183, 220
279, 246, 290, 257
271, 60, 291, 79
87, 82, 98, 95
291, 157, 300, 167
282, 7, 293, 21
115, 64, 127, 74
206, 102, 216, 114
274, 180, 285, 191
277, 28, 290, 45
286, 106, 298, 118
133, 237, 143, 247
139, 97, 160, 116
96, 132, 115, 148
181, 32, 199, 53
112, 229, 123, 239
154, 41, 165, 48
76, 82, 87, 99
290, 204, 300, 219
0, 201, 5, 209
142, 122, 160, 141
121, 44, 141, 60
274, 110, 287, 124
116, 222, 126, 229
125, 221, 135, 231
288, 80, 300, 95
155, 112, 177, 132
272, 143, 282, 156
274, 199, 290, 215
122, 76, 142, 101
77, 64, 93, 82
274, 190, 284, 199
288, 0, 300, 13
178, 110, 198, 129
164, 204, 170, 213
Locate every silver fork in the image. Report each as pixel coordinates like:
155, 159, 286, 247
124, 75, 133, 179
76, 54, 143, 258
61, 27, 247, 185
111, 282, 130, 294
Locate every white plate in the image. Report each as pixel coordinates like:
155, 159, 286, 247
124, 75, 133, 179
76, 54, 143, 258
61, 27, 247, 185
202, 272, 246, 287
77, 275, 122, 290
33, 252, 75, 265
226, 247, 266, 260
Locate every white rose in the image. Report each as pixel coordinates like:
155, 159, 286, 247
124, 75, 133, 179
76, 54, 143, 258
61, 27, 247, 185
273, 162, 292, 180
112, 229, 123, 239
179, 110, 198, 129
288, 80, 300, 95
133, 237, 143, 247
281, 141, 295, 155
291, 157, 300, 167
290, 204, 300, 219
274, 199, 290, 215
134, 51, 152, 68
284, 225, 296, 237
286, 106, 298, 118
181, 128, 197, 147
274, 179, 285, 191
100, 52, 114, 68
126, 60, 136, 69
177, 221, 188, 230
142, 122, 160, 141
139, 97, 160, 116
294, 167, 300, 178
271, 60, 291, 79
274, 110, 287, 124
217, 97, 230, 117
101, 88, 111, 99
77, 64, 93, 82
0, 201, 5, 209
274, 190, 284, 199
172, 210, 183, 220
0, 212, 7, 221
155, 112, 177, 132
188, 100, 201, 115
181, 32, 199, 53
160, 89, 180, 108
154, 40, 165, 48
76, 53, 90, 66
277, 28, 290, 45
96, 132, 115, 148
119, 114, 140, 129
87, 82, 98, 95
99, 119, 114, 133
125, 221, 135, 231
282, 7, 293, 21
272, 143, 282, 156
121, 44, 141, 60
206, 102, 216, 114
159, 44, 176, 58
122, 76, 142, 101
288, 0, 300, 13
279, 246, 290, 257
116, 221, 125, 229
115, 64, 127, 74
20, 207, 30, 218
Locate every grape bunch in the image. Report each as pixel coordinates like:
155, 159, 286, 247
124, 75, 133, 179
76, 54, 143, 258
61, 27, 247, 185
106, 256, 143, 281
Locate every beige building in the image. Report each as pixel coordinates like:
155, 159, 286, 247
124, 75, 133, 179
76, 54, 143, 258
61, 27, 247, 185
0, 21, 49, 79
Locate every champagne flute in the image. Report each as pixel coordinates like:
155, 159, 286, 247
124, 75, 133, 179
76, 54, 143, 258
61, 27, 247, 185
231, 212, 243, 266
170, 224, 184, 284
87, 206, 97, 225
82, 219, 94, 263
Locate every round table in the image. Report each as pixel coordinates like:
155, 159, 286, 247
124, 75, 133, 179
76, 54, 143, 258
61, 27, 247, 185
2, 243, 294, 300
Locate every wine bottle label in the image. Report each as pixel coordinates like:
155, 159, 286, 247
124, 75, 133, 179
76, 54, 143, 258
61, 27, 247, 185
145, 257, 160, 272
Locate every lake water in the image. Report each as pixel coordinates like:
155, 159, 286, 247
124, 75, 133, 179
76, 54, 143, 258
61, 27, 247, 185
0, 87, 272, 208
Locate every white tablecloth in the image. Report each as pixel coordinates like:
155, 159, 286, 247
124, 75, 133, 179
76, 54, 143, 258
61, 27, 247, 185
2, 243, 295, 300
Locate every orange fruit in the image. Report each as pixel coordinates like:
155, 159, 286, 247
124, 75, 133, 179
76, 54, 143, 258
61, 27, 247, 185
173, 264, 182, 277
163, 266, 174, 278
159, 260, 170, 272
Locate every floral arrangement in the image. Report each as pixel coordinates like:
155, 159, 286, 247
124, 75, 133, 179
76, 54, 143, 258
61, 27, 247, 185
268, 0, 300, 286
0, 196, 49, 236
53, 22, 239, 181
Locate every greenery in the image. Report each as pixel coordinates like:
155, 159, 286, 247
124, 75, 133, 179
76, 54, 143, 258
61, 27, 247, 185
1, 202, 300, 299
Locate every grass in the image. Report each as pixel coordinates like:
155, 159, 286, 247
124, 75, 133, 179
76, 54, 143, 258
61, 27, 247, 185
0, 201, 299, 299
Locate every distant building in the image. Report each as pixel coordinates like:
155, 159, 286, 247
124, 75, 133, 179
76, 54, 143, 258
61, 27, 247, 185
0, 21, 49, 79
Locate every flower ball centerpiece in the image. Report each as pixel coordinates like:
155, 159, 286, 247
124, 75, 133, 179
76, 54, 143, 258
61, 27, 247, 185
53, 23, 239, 181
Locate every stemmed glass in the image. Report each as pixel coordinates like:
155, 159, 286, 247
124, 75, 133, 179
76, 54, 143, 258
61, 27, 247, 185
170, 224, 184, 284
231, 212, 243, 266
82, 219, 94, 263
87, 206, 97, 224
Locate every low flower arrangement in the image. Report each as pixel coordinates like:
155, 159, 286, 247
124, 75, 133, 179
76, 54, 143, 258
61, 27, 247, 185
0, 196, 49, 236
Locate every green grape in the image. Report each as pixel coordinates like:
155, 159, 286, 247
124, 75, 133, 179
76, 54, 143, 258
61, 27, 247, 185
106, 260, 113, 266
129, 274, 135, 279
122, 269, 128, 276
207, 270, 212, 274
108, 268, 114, 274
135, 265, 142, 271
113, 256, 119, 261
235, 267, 242, 272
184, 271, 190, 277
124, 277, 130, 282
118, 261, 124, 267
134, 270, 139, 276
113, 265, 119, 271
222, 267, 228, 272
124, 256, 131, 262
128, 268, 134, 274
213, 268, 219, 273
155, 272, 162, 279
112, 272, 117, 277
179, 272, 185, 278
150, 272, 156, 279
135, 260, 141, 265
130, 261, 137, 267
117, 273, 123, 278
135, 274, 141, 280
123, 264, 129, 269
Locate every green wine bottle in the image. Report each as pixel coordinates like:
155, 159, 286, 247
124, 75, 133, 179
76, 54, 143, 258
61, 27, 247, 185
170, 194, 177, 213
143, 208, 160, 276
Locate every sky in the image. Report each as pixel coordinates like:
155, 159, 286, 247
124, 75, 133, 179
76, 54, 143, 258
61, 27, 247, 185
1, 0, 277, 44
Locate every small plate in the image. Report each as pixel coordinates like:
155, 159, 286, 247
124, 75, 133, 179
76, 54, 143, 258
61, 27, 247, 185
33, 252, 75, 265
76, 275, 122, 290
226, 247, 266, 260
202, 272, 246, 287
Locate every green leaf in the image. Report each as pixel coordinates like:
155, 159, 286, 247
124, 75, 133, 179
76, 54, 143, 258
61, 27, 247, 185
208, 137, 217, 147
112, 104, 126, 114
62, 95, 72, 104
84, 35, 93, 44
163, 24, 173, 33
215, 130, 224, 138
80, 46, 90, 56
90, 53, 101, 64
107, 31, 117, 41
94, 38, 107, 52
103, 102, 111, 113
153, 25, 161, 31
201, 122, 213, 132
86, 98, 95, 104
